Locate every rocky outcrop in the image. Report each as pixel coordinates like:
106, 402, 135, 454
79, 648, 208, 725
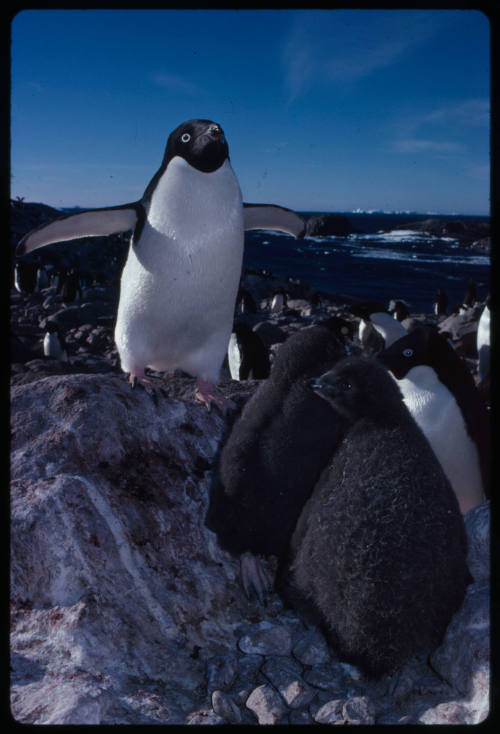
304, 212, 358, 237
389, 217, 490, 245
10, 368, 490, 724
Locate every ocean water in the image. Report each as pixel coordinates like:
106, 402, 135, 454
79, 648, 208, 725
243, 213, 490, 314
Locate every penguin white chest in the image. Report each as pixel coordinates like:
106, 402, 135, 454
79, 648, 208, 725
115, 157, 244, 382
398, 365, 484, 513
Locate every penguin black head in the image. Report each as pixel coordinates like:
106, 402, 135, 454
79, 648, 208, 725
308, 357, 403, 422
378, 325, 445, 380
164, 119, 229, 173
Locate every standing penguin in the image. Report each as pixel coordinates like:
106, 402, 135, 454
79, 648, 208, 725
277, 357, 469, 679
476, 296, 490, 384
43, 322, 68, 361
388, 299, 411, 322
379, 325, 489, 514
227, 322, 270, 381
206, 319, 352, 598
350, 301, 407, 353
434, 288, 448, 316
15, 119, 305, 411
270, 287, 287, 313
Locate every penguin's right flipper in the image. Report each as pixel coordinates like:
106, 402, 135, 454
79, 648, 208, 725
16, 203, 141, 256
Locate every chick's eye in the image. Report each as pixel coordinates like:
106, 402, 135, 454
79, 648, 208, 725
340, 380, 352, 392
403, 348, 413, 357
181, 133, 191, 143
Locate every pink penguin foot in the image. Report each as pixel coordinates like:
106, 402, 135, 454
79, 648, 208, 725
195, 377, 236, 415
128, 370, 160, 395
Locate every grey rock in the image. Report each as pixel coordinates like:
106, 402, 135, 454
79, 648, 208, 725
303, 663, 345, 692
292, 628, 330, 666
342, 696, 376, 724
211, 689, 242, 724
429, 581, 489, 723
206, 653, 238, 694
261, 656, 315, 709
238, 622, 292, 656
186, 709, 226, 725
312, 698, 344, 724
464, 500, 490, 583
245, 683, 288, 724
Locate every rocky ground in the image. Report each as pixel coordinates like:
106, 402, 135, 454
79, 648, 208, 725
10, 258, 491, 725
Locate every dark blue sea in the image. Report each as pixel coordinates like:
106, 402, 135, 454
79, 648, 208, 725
243, 212, 490, 314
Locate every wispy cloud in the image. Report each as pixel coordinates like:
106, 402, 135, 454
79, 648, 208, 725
392, 138, 466, 154
152, 72, 202, 96
389, 97, 489, 156
281, 10, 457, 103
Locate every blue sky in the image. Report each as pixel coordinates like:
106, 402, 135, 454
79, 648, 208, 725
11, 9, 490, 214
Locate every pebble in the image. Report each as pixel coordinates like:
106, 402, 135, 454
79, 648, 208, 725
292, 628, 330, 665
312, 698, 344, 724
206, 653, 238, 694
211, 690, 242, 724
342, 696, 376, 724
238, 622, 292, 656
261, 656, 315, 709
246, 683, 288, 724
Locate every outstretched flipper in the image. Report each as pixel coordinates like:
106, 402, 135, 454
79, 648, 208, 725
243, 203, 305, 238
16, 203, 142, 256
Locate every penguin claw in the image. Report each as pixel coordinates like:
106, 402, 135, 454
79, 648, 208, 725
195, 378, 236, 415
240, 552, 272, 604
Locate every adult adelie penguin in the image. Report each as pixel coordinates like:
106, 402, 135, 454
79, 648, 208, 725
205, 317, 353, 598
379, 324, 489, 514
43, 322, 68, 362
16, 119, 305, 411
277, 357, 469, 679
350, 301, 407, 353
476, 295, 490, 384
227, 322, 270, 381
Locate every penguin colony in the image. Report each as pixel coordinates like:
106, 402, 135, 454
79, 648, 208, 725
15, 120, 488, 679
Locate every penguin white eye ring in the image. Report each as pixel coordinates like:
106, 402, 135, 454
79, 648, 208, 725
403, 348, 414, 357
181, 133, 191, 143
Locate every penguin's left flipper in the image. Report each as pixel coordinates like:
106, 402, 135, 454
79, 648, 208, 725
240, 551, 273, 604
243, 203, 306, 238
16, 204, 141, 256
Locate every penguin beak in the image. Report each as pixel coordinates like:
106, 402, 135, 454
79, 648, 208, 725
307, 377, 323, 391
206, 123, 224, 140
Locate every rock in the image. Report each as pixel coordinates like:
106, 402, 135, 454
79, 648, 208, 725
9, 373, 267, 723
429, 582, 489, 723
464, 500, 490, 583
238, 622, 292, 656
206, 653, 239, 694
261, 656, 315, 708
312, 698, 344, 724
305, 213, 357, 237
245, 683, 288, 724
342, 696, 376, 724
211, 690, 242, 724
303, 663, 345, 692
292, 628, 330, 666
186, 710, 226, 725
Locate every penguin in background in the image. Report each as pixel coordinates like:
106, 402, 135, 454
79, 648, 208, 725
227, 322, 270, 380
476, 295, 491, 385
13, 261, 37, 294
206, 319, 353, 600
35, 263, 50, 292
379, 324, 489, 514
434, 289, 448, 317
388, 299, 411, 322
60, 268, 82, 303
350, 301, 407, 354
43, 322, 68, 362
236, 288, 258, 315
270, 287, 288, 313
277, 357, 469, 679
16, 118, 305, 412
459, 281, 477, 314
